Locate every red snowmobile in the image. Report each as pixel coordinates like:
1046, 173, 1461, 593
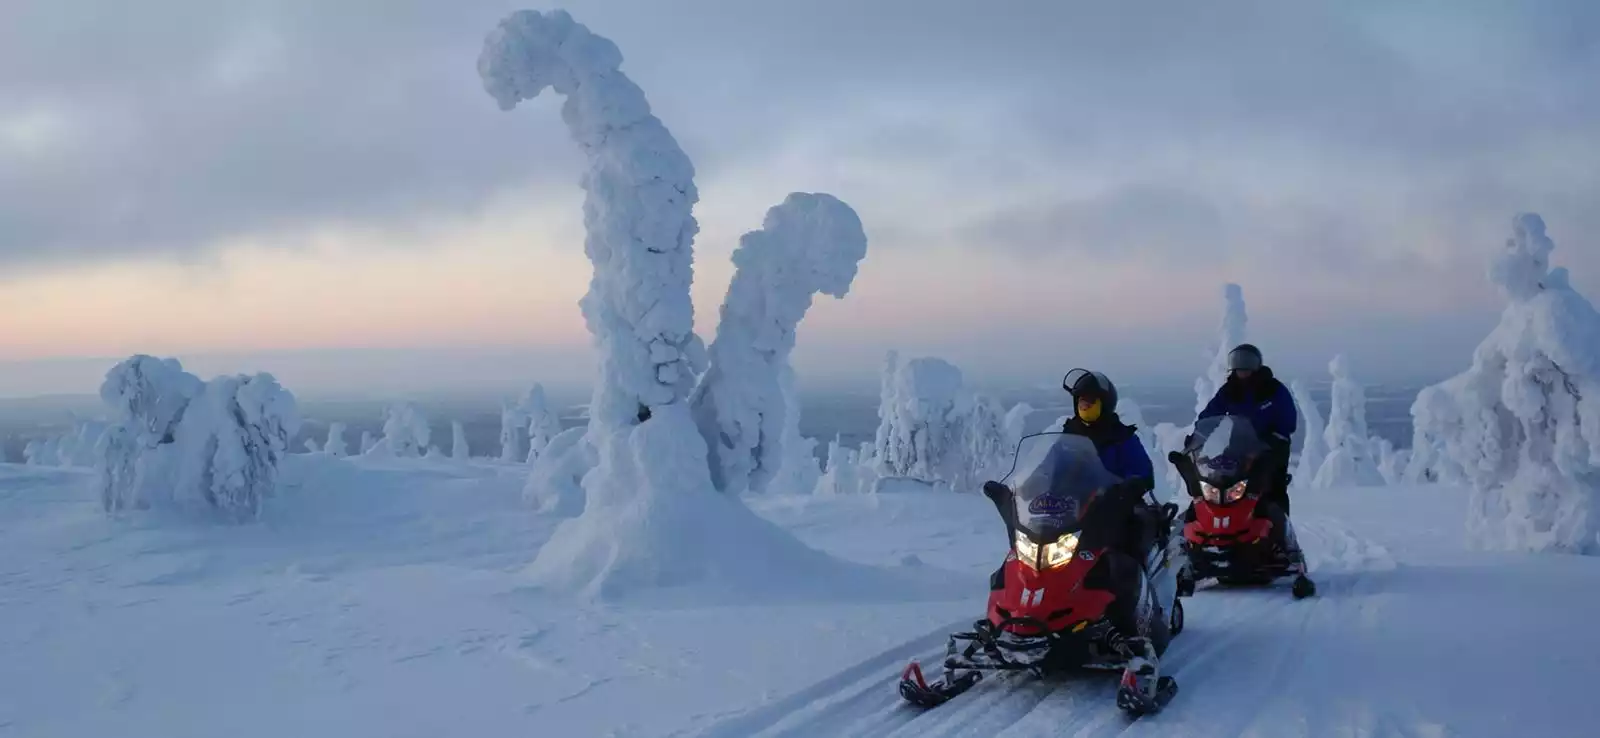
898, 432, 1184, 716
1170, 415, 1316, 599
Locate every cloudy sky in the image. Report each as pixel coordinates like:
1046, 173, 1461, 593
1, 0, 1597, 396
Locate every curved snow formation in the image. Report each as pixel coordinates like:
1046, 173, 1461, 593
479, 9, 704, 431
480, 10, 921, 599
693, 192, 868, 496
1413, 214, 1600, 554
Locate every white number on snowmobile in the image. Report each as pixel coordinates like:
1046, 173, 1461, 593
1021, 587, 1045, 606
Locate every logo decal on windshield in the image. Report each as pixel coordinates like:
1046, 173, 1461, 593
1028, 494, 1077, 517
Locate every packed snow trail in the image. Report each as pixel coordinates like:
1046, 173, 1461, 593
689, 489, 1600, 738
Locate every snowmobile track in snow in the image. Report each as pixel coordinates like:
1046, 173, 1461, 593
687, 518, 1400, 738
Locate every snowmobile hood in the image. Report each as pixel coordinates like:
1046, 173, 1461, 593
1002, 432, 1119, 539
1185, 415, 1265, 485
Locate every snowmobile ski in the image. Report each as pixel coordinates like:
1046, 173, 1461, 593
898, 661, 981, 708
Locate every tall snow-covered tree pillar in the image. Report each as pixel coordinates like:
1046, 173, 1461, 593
479, 9, 704, 431
477, 9, 896, 599
691, 192, 868, 496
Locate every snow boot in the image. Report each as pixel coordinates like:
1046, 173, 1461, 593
1114, 637, 1176, 715
1279, 518, 1317, 599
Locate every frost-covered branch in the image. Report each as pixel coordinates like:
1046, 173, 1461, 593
691, 193, 868, 495
480, 9, 704, 431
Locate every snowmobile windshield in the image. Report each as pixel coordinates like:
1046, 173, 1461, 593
1187, 415, 1265, 483
1004, 432, 1120, 538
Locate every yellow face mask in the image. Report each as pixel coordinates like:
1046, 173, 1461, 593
1076, 397, 1102, 423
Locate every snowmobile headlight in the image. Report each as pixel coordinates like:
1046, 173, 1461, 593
1202, 481, 1248, 503
1013, 529, 1039, 567
1042, 532, 1080, 568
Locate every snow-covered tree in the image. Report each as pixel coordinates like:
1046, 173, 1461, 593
1289, 380, 1328, 487
171, 373, 300, 520
523, 385, 562, 464
1195, 283, 1248, 415
499, 403, 527, 462
1403, 384, 1466, 484
814, 436, 874, 496
869, 354, 1014, 492
95, 355, 298, 520
690, 192, 869, 496
1313, 354, 1384, 488
323, 422, 348, 457
22, 420, 110, 468
23, 438, 57, 466
359, 431, 377, 455
479, 9, 878, 598
368, 403, 430, 458
1412, 214, 1600, 554
451, 421, 470, 460
96, 355, 205, 513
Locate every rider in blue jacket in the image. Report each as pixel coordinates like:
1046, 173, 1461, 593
1195, 343, 1297, 514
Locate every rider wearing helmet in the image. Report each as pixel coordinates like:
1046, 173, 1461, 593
1061, 369, 1168, 675
1061, 369, 1154, 484
1195, 344, 1297, 514
1061, 369, 1164, 562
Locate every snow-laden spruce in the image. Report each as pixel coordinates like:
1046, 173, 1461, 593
691, 193, 868, 496
480, 9, 909, 599
1412, 214, 1600, 554
1313, 354, 1385, 488
96, 355, 299, 520
1291, 379, 1328, 487
451, 421, 470, 460
870, 352, 1020, 493
522, 385, 562, 464
1195, 283, 1247, 416
323, 421, 348, 456
367, 403, 430, 458
171, 373, 300, 519
22, 420, 109, 468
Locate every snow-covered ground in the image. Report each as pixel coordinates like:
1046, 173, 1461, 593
3, 456, 1598, 737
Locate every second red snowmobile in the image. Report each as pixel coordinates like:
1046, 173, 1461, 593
1170, 415, 1316, 599
898, 432, 1185, 716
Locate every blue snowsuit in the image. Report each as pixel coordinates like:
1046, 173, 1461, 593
1061, 416, 1154, 484
1196, 366, 1297, 442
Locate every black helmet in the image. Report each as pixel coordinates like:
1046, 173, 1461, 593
1063, 368, 1119, 414
1226, 344, 1263, 372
